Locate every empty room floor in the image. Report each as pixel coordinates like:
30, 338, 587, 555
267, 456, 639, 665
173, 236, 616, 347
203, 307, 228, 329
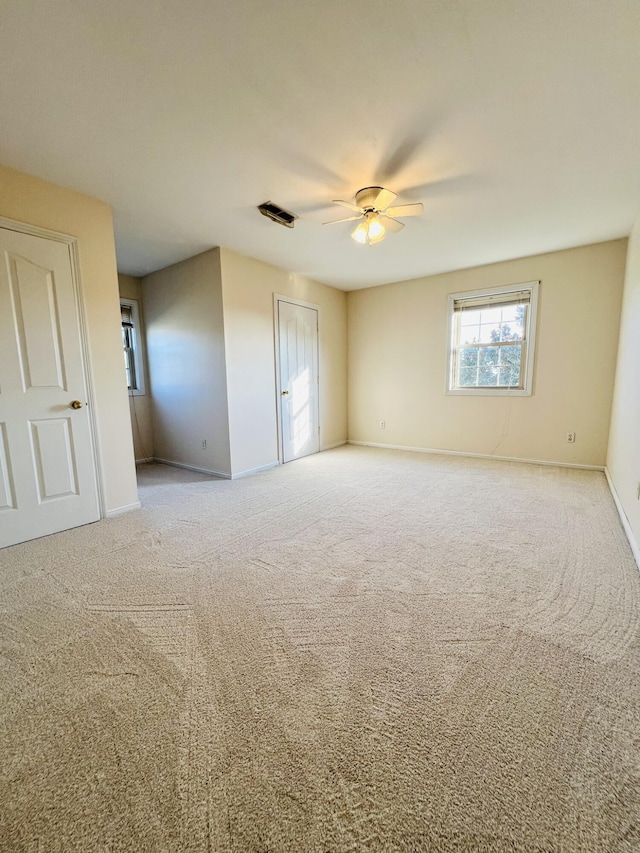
2, 446, 639, 851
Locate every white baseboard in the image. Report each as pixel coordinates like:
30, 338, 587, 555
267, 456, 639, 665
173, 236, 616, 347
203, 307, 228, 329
321, 440, 348, 451
105, 501, 142, 518
135, 457, 154, 464
605, 468, 640, 571
347, 440, 605, 471
151, 457, 280, 480
230, 461, 280, 479
152, 457, 231, 479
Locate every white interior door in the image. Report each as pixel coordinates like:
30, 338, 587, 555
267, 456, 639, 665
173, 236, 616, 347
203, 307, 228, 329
0, 226, 100, 548
277, 299, 319, 463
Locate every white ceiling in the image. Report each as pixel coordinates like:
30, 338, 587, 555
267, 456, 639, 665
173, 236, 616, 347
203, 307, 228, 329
2, 0, 640, 290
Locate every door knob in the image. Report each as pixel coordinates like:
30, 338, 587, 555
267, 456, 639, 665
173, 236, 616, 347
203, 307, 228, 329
281, 390, 289, 396
70, 400, 84, 409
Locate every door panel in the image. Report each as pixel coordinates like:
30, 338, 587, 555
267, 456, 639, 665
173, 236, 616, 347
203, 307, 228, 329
29, 418, 78, 500
0, 227, 99, 548
277, 299, 319, 463
8, 254, 66, 391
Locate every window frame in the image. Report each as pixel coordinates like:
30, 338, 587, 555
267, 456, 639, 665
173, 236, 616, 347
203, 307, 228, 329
120, 298, 146, 396
446, 280, 539, 397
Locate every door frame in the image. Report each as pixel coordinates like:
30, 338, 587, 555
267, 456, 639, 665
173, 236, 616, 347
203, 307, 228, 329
0, 216, 105, 519
273, 293, 320, 464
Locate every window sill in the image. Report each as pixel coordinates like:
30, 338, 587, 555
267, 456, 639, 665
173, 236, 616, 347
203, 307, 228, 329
446, 387, 532, 397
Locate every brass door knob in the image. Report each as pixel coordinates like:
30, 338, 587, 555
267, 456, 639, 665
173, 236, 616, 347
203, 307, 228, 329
70, 400, 84, 409
281, 390, 289, 396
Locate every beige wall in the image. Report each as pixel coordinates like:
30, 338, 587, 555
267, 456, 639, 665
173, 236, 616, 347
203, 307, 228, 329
118, 273, 154, 462
220, 249, 348, 475
348, 240, 626, 467
0, 164, 138, 513
142, 249, 232, 475
607, 216, 640, 552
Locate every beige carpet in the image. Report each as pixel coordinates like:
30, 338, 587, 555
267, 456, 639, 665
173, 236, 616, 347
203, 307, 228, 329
1, 446, 640, 852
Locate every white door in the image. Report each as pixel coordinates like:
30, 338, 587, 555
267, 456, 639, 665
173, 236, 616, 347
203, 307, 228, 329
0, 227, 100, 549
277, 299, 319, 463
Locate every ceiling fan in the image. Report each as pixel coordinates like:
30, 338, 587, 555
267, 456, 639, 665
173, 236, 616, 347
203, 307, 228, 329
324, 186, 423, 245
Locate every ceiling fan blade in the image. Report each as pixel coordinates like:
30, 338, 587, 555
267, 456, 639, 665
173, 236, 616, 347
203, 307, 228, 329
371, 187, 397, 210
378, 215, 405, 233
333, 199, 363, 212
323, 215, 362, 225
386, 202, 424, 218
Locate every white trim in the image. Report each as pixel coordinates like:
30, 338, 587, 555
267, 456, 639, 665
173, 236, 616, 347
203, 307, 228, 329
446, 280, 539, 397
273, 293, 321, 312
150, 456, 279, 480
230, 461, 280, 479
273, 295, 283, 461
0, 216, 105, 519
605, 468, 640, 571
152, 457, 231, 478
321, 439, 347, 451
105, 501, 142, 518
0, 216, 82, 244
135, 457, 154, 464
68, 238, 105, 517
273, 293, 321, 463
348, 440, 604, 471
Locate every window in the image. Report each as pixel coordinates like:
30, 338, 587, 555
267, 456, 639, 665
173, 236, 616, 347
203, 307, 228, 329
447, 281, 539, 396
120, 299, 145, 395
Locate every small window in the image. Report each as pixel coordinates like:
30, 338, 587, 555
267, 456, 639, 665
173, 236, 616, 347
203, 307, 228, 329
447, 281, 539, 396
120, 299, 145, 395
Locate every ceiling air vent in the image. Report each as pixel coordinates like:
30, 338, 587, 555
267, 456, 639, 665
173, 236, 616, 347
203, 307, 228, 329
257, 201, 298, 229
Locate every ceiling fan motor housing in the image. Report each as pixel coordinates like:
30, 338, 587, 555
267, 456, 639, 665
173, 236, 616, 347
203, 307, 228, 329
355, 187, 386, 210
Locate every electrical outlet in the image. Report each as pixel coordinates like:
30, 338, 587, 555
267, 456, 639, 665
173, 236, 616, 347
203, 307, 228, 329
379, 420, 386, 429
201, 439, 207, 449
566, 432, 576, 444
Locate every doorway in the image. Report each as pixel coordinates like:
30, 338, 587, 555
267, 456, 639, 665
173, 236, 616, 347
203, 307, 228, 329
275, 296, 320, 463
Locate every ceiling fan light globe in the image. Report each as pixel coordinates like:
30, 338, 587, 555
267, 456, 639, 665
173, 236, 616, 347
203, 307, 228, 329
352, 221, 368, 244
367, 216, 385, 240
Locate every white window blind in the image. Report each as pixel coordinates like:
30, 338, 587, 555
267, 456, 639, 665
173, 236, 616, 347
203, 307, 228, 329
453, 289, 532, 312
